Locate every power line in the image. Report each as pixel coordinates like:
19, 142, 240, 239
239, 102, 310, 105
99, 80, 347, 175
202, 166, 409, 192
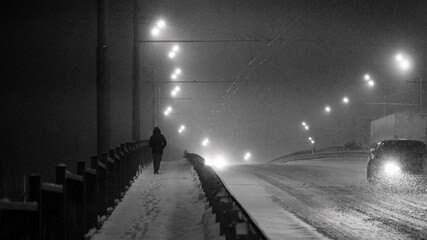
139, 38, 420, 48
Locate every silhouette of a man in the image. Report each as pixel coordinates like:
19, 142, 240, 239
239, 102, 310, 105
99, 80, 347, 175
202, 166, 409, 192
149, 127, 167, 174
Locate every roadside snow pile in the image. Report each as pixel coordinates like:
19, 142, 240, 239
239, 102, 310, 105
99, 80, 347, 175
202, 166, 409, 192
92, 159, 223, 240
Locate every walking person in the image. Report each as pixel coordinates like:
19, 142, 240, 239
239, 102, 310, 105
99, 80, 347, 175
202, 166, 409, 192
149, 127, 167, 174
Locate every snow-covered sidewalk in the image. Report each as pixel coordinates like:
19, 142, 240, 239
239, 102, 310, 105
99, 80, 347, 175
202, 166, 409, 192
93, 159, 221, 240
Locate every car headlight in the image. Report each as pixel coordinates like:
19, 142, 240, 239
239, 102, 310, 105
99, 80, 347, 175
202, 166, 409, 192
383, 162, 401, 176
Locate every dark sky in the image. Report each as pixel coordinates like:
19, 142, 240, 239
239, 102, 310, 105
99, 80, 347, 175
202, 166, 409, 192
139, 0, 427, 163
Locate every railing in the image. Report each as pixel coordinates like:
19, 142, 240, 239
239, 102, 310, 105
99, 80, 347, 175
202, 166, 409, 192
268, 146, 369, 164
0, 140, 152, 240
185, 152, 268, 240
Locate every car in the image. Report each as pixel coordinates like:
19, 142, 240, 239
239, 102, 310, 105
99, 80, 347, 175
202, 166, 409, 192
367, 140, 427, 187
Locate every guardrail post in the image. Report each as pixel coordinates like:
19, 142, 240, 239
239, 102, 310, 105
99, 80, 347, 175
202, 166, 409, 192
109, 149, 120, 204
28, 174, 41, 240
55, 164, 67, 240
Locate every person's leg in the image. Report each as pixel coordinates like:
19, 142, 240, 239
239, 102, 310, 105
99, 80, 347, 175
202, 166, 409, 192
157, 153, 163, 172
153, 153, 161, 173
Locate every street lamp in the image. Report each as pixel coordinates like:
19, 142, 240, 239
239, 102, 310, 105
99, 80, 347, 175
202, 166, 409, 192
304, 125, 309, 130
202, 138, 210, 147
151, 19, 166, 37
342, 97, 349, 104
395, 53, 411, 71
364, 74, 370, 81
244, 152, 251, 161
325, 106, 331, 113
178, 125, 186, 133
368, 80, 375, 87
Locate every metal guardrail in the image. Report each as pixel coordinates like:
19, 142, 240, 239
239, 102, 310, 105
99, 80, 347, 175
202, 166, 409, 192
185, 152, 268, 240
269, 147, 369, 164
0, 140, 152, 240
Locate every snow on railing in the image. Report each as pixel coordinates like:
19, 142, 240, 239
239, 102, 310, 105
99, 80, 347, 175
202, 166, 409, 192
268, 146, 369, 164
185, 151, 268, 240
0, 140, 152, 240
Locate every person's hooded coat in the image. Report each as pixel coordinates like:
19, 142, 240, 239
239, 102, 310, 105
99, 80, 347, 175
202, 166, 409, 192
149, 127, 167, 154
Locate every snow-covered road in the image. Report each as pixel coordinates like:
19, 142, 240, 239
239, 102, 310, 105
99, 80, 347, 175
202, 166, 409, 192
218, 158, 427, 240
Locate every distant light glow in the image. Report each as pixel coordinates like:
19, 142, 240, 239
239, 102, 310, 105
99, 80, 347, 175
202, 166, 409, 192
364, 74, 370, 81
166, 106, 172, 112
400, 59, 410, 71
178, 125, 186, 133
304, 125, 309, 130
325, 106, 331, 113
310, 140, 315, 144
302, 122, 306, 126
171, 90, 177, 96
244, 152, 251, 161
174, 86, 180, 91
205, 154, 228, 170
172, 45, 180, 52
156, 20, 166, 28
164, 111, 170, 116
395, 53, 411, 72
175, 68, 182, 75
202, 138, 210, 147
171, 73, 177, 80
368, 80, 375, 87
168, 51, 176, 59
151, 27, 160, 36
343, 97, 349, 104
308, 137, 312, 141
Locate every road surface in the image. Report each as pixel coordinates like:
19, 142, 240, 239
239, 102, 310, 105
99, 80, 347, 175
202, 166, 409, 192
219, 157, 427, 240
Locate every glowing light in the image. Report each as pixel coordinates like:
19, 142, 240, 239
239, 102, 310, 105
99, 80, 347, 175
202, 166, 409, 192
172, 45, 180, 52
168, 51, 176, 59
156, 20, 166, 28
151, 27, 160, 36
171, 90, 177, 96
325, 106, 331, 113
166, 106, 172, 112
343, 97, 349, 104
304, 125, 309, 130
175, 68, 182, 75
174, 86, 180, 91
302, 122, 306, 126
202, 138, 210, 147
395, 53, 411, 72
171, 73, 177, 80
310, 140, 315, 144
364, 74, 370, 81
164, 111, 170, 116
308, 137, 312, 141
384, 162, 401, 176
204, 155, 228, 170
400, 59, 410, 71
178, 125, 186, 133
368, 80, 375, 87
244, 152, 251, 161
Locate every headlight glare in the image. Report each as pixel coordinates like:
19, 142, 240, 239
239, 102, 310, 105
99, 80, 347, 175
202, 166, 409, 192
383, 162, 401, 176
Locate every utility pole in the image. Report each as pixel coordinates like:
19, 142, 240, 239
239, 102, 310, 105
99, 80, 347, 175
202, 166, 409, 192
97, 0, 110, 155
132, 0, 141, 140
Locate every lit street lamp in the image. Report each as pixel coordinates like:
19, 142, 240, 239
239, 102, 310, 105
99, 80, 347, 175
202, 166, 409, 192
202, 138, 210, 147
325, 106, 331, 113
342, 97, 349, 104
244, 152, 251, 161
